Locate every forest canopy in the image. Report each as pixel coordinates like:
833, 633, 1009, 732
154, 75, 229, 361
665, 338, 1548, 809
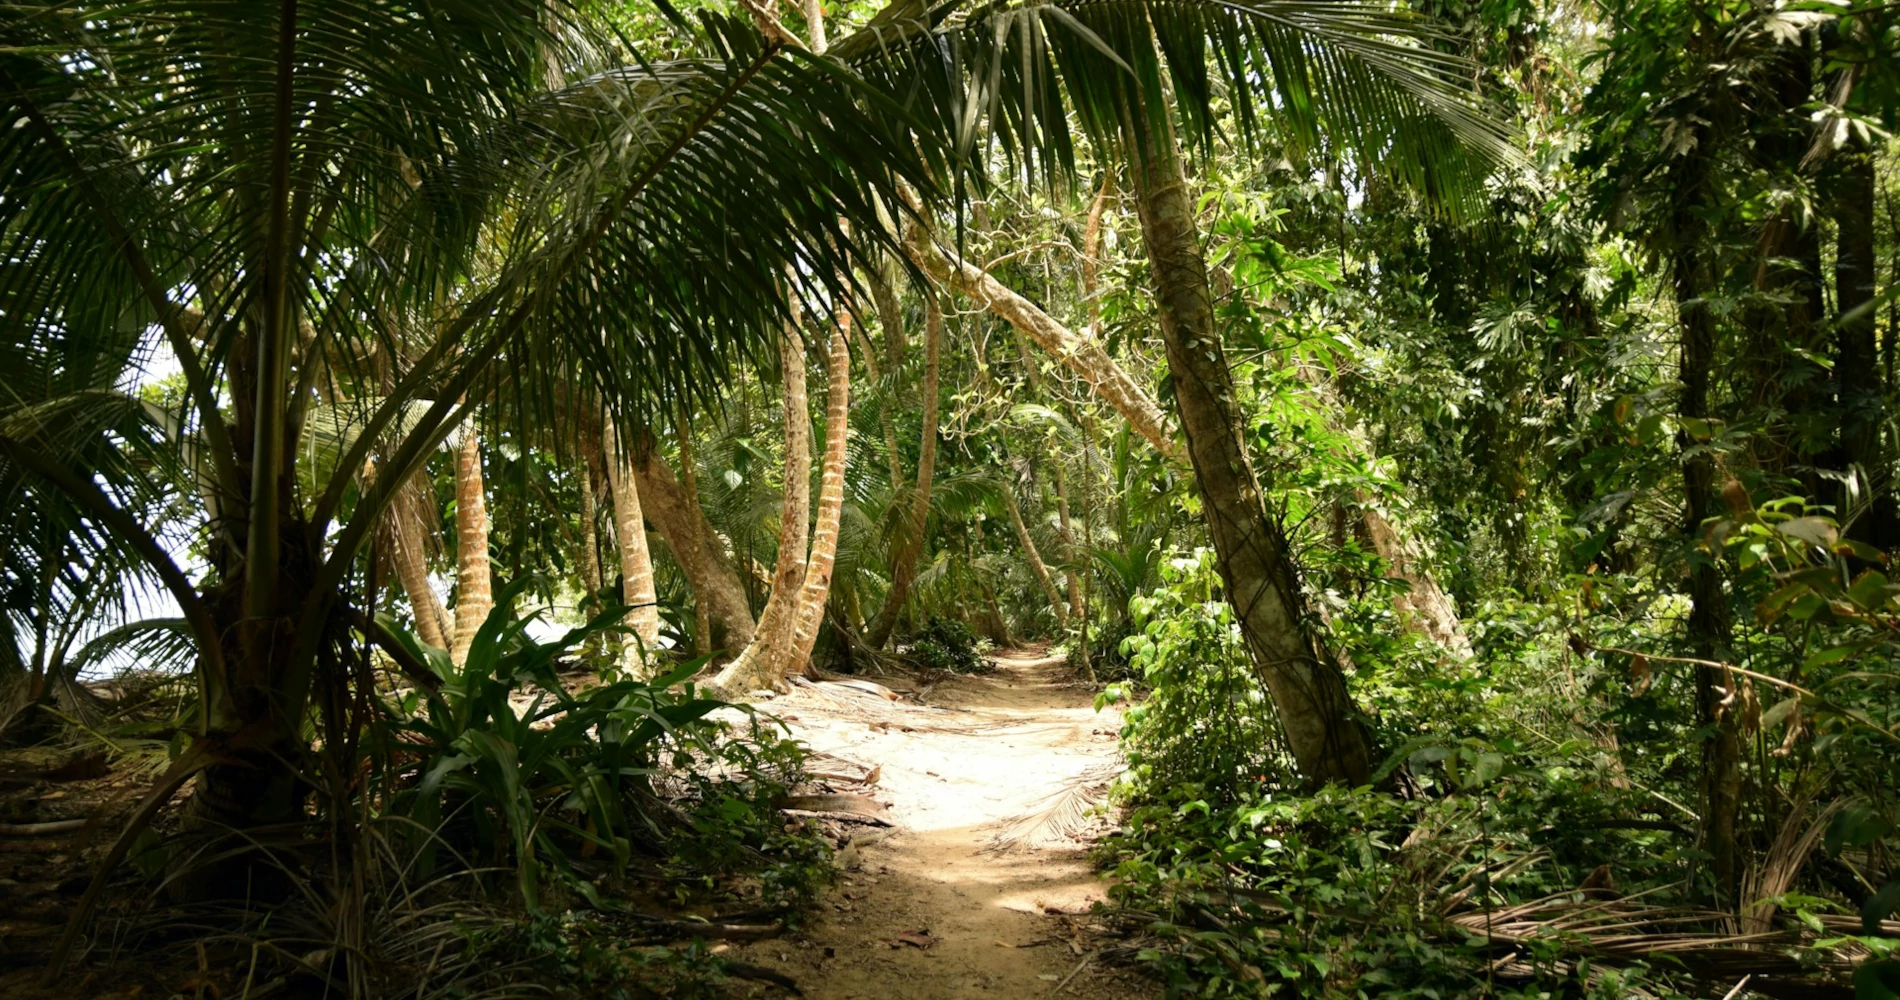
0, 0, 1897, 998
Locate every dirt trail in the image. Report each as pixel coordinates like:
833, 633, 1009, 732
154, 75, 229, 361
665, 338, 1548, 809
727, 649, 1158, 999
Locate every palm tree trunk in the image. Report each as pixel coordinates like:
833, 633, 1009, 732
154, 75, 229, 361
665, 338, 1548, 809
1124, 100, 1373, 787
711, 326, 812, 692
605, 421, 662, 670
864, 289, 942, 648
1357, 505, 1470, 658
1834, 143, 1892, 547
1671, 176, 1742, 904
577, 462, 604, 607
629, 444, 756, 653
1012, 329, 1087, 619
449, 425, 493, 666
905, 220, 1185, 465
1003, 486, 1068, 626
787, 323, 853, 670
389, 479, 450, 650
576, 460, 607, 660
675, 407, 713, 655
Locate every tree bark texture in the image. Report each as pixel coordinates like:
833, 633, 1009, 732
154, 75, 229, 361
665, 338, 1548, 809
865, 288, 942, 648
628, 441, 755, 654
605, 421, 662, 669
906, 221, 1187, 466
787, 324, 853, 670
711, 327, 812, 692
449, 425, 493, 666
387, 477, 450, 650
1003, 485, 1069, 625
675, 408, 714, 655
1833, 144, 1893, 547
1671, 175, 1743, 904
1125, 103, 1374, 787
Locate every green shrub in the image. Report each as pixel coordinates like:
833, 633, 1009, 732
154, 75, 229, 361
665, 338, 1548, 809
910, 615, 988, 673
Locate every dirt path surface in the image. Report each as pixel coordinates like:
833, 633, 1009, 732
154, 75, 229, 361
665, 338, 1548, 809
726, 649, 1159, 1000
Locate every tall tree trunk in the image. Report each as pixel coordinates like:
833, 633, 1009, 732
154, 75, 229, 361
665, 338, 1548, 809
1124, 100, 1373, 787
711, 327, 812, 692
1003, 485, 1068, 626
388, 478, 450, 650
675, 407, 713, 655
1672, 169, 1743, 904
449, 425, 493, 666
605, 421, 662, 670
1835, 143, 1892, 547
577, 461, 604, 608
1358, 504, 1471, 659
576, 460, 607, 660
627, 440, 756, 653
787, 324, 853, 670
905, 221, 1185, 465
865, 289, 942, 648
1013, 329, 1087, 619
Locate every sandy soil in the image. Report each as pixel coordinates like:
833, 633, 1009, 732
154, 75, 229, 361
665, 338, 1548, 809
724, 649, 1160, 1000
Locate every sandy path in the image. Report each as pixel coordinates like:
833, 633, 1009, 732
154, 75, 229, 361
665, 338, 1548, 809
725, 649, 1159, 999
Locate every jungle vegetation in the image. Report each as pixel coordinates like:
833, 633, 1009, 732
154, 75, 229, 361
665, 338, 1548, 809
1, 0, 1897, 996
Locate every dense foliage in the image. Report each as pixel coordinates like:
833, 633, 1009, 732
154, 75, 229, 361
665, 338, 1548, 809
2, 0, 1897, 997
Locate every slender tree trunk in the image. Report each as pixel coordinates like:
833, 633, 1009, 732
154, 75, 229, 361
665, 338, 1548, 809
577, 462, 604, 607
1003, 485, 1068, 625
1672, 175, 1743, 904
906, 220, 1185, 465
1358, 504, 1471, 659
627, 441, 755, 653
1124, 99, 1373, 787
865, 289, 942, 648
787, 324, 853, 670
1081, 172, 1113, 339
711, 327, 812, 692
576, 460, 607, 660
449, 425, 493, 666
389, 479, 450, 650
1013, 330, 1088, 620
605, 421, 662, 670
1835, 143, 1893, 547
675, 407, 713, 655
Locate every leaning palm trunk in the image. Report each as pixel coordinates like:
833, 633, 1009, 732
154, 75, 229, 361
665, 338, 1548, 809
1359, 504, 1470, 659
629, 443, 756, 653
387, 478, 451, 650
864, 289, 942, 648
905, 221, 1186, 466
1126, 102, 1373, 787
1012, 329, 1088, 620
710, 326, 812, 692
1003, 486, 1069, 626
449, 426, 495, 666
786, 323, 854, 670
605, 421, 662, 671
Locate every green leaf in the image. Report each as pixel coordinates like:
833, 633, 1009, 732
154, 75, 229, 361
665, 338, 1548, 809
1826, 804, 1892, 857
1865, 878, 1900, 936
1857, 958, 1900, 1000
1805, 644, 1864, 671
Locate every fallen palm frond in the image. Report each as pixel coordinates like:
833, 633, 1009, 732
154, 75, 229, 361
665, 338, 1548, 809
984, 759, 1122, 853
1442, 894, 1864, 986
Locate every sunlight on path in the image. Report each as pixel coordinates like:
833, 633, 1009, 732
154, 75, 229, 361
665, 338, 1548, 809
726, 650, 1159, 999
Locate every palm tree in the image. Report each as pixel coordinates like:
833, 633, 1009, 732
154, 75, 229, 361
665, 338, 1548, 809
831, 0, 1510, 784
449, 426, 497, 665
787, 323, 856, 667
0, 0, 936, 863
604, 421, 663, 670
863, 288, 942, 647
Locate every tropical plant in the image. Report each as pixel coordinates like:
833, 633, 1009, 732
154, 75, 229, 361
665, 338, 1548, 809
0, 0, 933, 855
